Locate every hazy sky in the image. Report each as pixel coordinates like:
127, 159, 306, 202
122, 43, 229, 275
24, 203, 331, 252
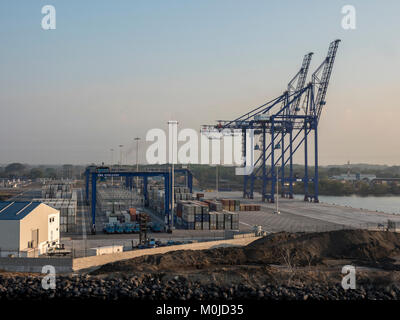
0, 0, 399, 165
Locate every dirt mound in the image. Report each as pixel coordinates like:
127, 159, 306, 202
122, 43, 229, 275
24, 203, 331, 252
92, 230, 400, 275
246, 229, 400, 266
93, 246, 247, 274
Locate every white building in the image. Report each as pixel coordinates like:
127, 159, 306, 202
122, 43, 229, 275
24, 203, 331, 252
0, 201, 60, 257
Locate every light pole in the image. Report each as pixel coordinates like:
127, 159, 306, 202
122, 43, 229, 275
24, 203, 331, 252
134, 137, 140, 189
216, 165, 219, 200
119, 144, 124, 183
110, 148, 114, 166
208, 136, 221, 200
168, 120, 178, 230
110, 148, 114, 186
118, 145, 124, 167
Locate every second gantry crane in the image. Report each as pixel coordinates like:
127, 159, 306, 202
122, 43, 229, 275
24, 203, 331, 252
201, 40, 340, 203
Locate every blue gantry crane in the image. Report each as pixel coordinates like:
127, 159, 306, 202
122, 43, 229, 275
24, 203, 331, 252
84, 166, 193, 234
202, 40, 340, 203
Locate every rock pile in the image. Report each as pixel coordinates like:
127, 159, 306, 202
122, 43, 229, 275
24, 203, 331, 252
0, 273, 398, 300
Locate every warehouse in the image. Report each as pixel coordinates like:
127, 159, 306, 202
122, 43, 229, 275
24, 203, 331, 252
0, 201, 60, 257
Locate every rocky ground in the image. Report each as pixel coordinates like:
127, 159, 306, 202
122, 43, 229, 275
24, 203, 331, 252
1, 229, 400, 300
0, 271, 399, 300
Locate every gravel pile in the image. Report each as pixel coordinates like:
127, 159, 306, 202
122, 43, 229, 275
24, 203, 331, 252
92, 230, 400, 275
0, 274, 398, 300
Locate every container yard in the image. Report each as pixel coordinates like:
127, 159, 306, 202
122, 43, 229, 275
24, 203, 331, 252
84, 171, 246, 235
96, 185, 162, 235
97, 187, 144, 214
41, 181, 75, 199
84, 167, 195, 234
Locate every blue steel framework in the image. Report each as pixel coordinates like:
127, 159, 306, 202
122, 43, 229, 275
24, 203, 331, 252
84, 167, 193, 234
202, 40, 340, 203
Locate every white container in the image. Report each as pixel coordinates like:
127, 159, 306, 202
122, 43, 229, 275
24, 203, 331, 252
109, 217, 118, 224
89, 245, 123, 256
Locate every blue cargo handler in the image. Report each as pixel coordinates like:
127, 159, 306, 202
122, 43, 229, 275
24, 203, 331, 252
85, 167, 193, 234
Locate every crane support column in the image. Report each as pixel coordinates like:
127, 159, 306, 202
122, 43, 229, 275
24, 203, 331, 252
143, 176, 148, 204
304, 123, 309, 202
270, 119, 275, 203
281, 129, 285, 197
188, 172, 193, 193
242, 128, 248, 198
314, 119, 319, 203
125, 176, 129, 189
85, 170, 89, 202
164, 172, 170, 228
262, 124, 267, 202
91, 172, 97, 234
289, 129, 294, 198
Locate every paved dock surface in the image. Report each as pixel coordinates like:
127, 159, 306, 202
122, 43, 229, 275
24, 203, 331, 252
205, 191, 400, 233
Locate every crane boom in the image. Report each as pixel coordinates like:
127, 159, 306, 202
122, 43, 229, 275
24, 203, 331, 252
288, 52, 313, 114
312, 39, 340, 121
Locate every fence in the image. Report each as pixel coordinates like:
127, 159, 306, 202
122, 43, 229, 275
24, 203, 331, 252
68, 232, 232, 258
0, 256, 72, 273
0, 248, 40, 258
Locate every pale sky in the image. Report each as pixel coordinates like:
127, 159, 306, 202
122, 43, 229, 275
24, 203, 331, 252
0, 0, 399, 165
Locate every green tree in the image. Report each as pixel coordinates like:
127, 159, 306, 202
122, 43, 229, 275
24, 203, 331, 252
29, 168, 44, 179
4, 163, 26, 177
44, 168, 57, 179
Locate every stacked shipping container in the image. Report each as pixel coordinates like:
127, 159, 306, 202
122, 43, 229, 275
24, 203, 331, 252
33, 198, 77, 233
97, 188, 144, 214
148, 185, 193, 218
239, 204, 261, 211
176, 200, 239, 230
41, 182, 75, 199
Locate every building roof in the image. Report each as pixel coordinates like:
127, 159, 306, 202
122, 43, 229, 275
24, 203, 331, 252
0, 201, 41, 221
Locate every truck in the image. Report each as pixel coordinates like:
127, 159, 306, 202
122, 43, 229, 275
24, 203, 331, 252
148, 238, 156, 248
137, 238, 157, 249
167, 240, 175, 246
46, 244, 71, 257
